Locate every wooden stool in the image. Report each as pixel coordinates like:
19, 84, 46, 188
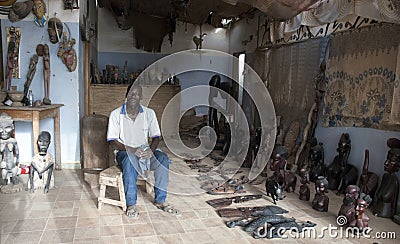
98, 166, 153, 212
98, 166, 127, 211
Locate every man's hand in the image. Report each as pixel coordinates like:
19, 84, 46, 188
135, 147, 152, 159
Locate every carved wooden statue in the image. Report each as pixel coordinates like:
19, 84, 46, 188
338, 185, 360, 226
373, 138, 400, 219
29, 131, 54, 193
299, 168, 310, 201
42, 44, 51, 104
0, 113, 19, 186
350, 194, 372, 230
309, 140, 325, 182
326, 133, 358, 194
358, 149, 379, 202
312, 179, 329, 212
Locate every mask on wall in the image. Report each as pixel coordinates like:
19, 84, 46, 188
47, 17, 63, 44
33, 0, 46, 27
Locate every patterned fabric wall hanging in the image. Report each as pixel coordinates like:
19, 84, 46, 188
258, 0, 400, 47
323, 23, 400, 131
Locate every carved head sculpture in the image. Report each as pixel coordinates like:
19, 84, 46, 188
270, 146, 288, 171
310, 143, 324, 165
37, 131, 51, 155
316, 179, 326, 194
384, 148, 400, 173
344, 185, 360, 204
0, 112, 14, 140
47, 17, 63, 44
337, 133, 351, 156
355, 193, 372, 217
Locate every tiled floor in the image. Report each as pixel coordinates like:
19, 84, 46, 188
0, 154, 399, 243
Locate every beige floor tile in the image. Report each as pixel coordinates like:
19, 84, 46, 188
122, 212, 151, 225
157, 233, 185, 244
50, 208, 74, 218
201, 217, 226, 228
45, 216, 77, 230
77, 217, 100, 228
152, 220, 185, 235
180, 231, 214, 243
30, 202, 54, 211
0, 220, 17, 234
40, 228, 75, 243
179, 219, 207, 232
0, 234, 8, 244
131, 235, 158, 243
124, 223, 155, 237
74, 226, 100, 241
148, 211, 178, 222
100, 225, 124, 236
178, 210, 199, 220
194, 208, 220, 219
100, 235, 126, 243
5, 230, 42, 244
78, 206, 101, 218
28, 209, 52, 219
11, 218, 47, 232
100, 214, 123, 226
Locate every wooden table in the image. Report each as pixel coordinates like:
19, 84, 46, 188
0, 104, 64, 170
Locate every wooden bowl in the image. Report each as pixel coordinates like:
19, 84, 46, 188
7, 91, 25, 102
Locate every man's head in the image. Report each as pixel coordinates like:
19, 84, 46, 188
126, 84, 143, 109
37, 131, 51, 155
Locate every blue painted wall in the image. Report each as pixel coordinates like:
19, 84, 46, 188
1, 19, 81, 167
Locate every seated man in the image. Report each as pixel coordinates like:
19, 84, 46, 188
107, 84, 180, 218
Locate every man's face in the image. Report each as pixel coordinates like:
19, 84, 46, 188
38, 133, 50, 155
126, 87, 143, 109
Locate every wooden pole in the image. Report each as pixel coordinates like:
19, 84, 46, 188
84, 41, 90, 115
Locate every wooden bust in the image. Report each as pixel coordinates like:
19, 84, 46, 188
373, 140, 400, 219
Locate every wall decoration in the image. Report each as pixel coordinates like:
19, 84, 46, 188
323, 23, 400, 131
57, 24, 77, 72
32, 0, 46, 27
8, 0, 33, 22
63, 0, 79, 10
4, 26, 20, 91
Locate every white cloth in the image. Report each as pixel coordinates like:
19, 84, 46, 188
107, 104, 161, 148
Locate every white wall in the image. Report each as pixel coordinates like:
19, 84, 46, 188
229, 13, 258, 54
1, 3, 81, 168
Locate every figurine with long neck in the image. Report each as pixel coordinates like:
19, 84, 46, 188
358, 149, 379, 201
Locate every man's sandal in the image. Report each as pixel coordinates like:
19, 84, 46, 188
126, 205, 139, 218
155, 203, 181, 216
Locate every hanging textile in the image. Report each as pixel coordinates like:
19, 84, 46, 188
323, 23, 400, 131
265, 0, 400, 46
267, 38, 324, 133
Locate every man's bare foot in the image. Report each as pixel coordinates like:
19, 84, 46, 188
126, 205, 139, 218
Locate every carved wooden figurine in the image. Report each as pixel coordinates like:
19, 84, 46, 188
312, 178, 329, 212
29, 131, 54, 193
338, 185, 360, 226
0, 113, 19, 187
309, 140, 325, 182
326, 133, 358, 194
299, 168, 310, 201
358, 149, 379, 202
373, 138, 400, 219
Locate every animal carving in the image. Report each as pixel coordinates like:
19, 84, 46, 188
265, 178, 283, 204
193, 33, 207, 50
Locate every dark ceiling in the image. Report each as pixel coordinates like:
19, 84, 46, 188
98, 0, 318, 30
